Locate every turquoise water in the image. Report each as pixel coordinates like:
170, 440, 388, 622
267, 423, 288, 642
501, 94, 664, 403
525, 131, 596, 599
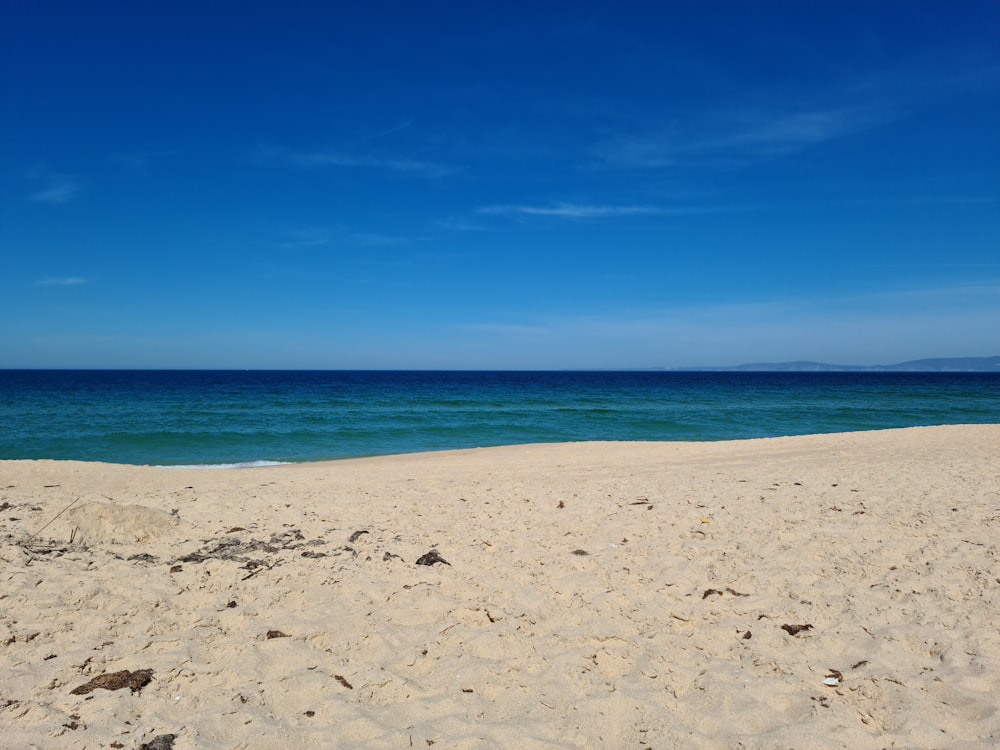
1, 370, 998, 466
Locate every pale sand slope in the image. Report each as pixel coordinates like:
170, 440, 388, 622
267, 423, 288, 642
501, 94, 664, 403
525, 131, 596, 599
1, 425, 998, 749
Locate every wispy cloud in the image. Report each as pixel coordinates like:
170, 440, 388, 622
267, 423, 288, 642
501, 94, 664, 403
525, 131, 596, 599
276, 226, 412, 250
360, 116, 415, 142
349, 232, 409, 247
35, 276, 88, 286
263, 146, 456, 179
478, 202, 667, 219
589, 133, 678, 169
277, 227, 334, 250
714, 105, 893, 154
592, 104, 894, 169
29, 175, 83, 204
434, 217, 490, 232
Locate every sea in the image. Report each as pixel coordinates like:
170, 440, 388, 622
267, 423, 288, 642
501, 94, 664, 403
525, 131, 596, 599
1, 370, 998, 467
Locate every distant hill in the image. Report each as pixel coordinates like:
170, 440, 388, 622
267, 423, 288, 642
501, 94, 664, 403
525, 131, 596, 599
678, 356, 1000, 372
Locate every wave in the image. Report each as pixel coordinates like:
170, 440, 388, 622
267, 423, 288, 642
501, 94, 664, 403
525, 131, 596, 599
157, 460, 296, 469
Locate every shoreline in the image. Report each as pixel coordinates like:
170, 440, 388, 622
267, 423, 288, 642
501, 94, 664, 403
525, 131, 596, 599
5, 422, 997, 470
3, 424, 999, 748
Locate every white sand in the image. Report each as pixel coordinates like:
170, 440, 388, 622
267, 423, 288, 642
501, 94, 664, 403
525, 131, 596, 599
2, 425, 998, 749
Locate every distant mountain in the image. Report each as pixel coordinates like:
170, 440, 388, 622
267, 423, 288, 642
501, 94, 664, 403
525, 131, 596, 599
880, 356, 1000, 372
678, 356, 1000, 372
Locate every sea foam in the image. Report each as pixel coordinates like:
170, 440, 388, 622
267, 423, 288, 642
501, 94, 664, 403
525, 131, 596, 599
158, 460, 294, 470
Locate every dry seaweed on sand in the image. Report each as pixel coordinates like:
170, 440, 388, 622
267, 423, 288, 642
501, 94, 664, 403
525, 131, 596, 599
139, 734, 176, 750
415, 549, 450, 566
781, 623, 814, 636
70, 669, 153, 695
175, 528, 308, 564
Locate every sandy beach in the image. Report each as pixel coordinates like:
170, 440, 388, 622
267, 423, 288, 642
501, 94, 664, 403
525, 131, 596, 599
2, 424, 998, 749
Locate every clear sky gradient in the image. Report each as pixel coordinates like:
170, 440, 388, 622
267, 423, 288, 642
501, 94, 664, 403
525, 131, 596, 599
2, 1, 998, 369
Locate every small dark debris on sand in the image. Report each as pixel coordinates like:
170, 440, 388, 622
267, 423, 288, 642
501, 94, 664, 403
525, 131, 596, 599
139, 734, 177, 750
571, 549, 589, 556
703, 587, 749, 599
781, 623, 814, 636
70, 669, 153, 695
128, 553, 158, 564
239, 560, 278, 581
266, 630, 289, 639
811, 695, 831, 708
335, 674, 353, 689
348, 529, 370, 543
21, 541, 71, 557
416, 550, 450, 566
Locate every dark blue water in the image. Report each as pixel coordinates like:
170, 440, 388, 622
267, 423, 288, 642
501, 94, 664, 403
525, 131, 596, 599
1, 370, 998, 466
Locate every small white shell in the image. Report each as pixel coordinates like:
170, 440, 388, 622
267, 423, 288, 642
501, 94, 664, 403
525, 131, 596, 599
822, 677, 840, 687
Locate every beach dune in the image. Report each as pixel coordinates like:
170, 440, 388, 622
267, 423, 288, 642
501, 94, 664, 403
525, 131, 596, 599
2, 425, 998, 748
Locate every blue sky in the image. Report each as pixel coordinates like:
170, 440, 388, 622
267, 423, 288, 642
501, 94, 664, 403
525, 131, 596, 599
2, 1, 998, 369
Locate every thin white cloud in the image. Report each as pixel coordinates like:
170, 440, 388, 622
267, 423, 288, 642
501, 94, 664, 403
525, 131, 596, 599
29, 176, 83, 204
714, 105, 893, 154
276, 226, 411, 250
277, 227, 333, 250
360, 116, 415, 142
434, 217, 490, 232
349, 232, 409, 247
35, 276, 88, 286
478, 202, 665, 219
265, 146, 456, 179
592, 104, 895, 169
589, 132, 679, 169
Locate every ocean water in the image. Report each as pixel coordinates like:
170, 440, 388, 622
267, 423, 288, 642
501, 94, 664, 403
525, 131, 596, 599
1, 370, 998, 466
